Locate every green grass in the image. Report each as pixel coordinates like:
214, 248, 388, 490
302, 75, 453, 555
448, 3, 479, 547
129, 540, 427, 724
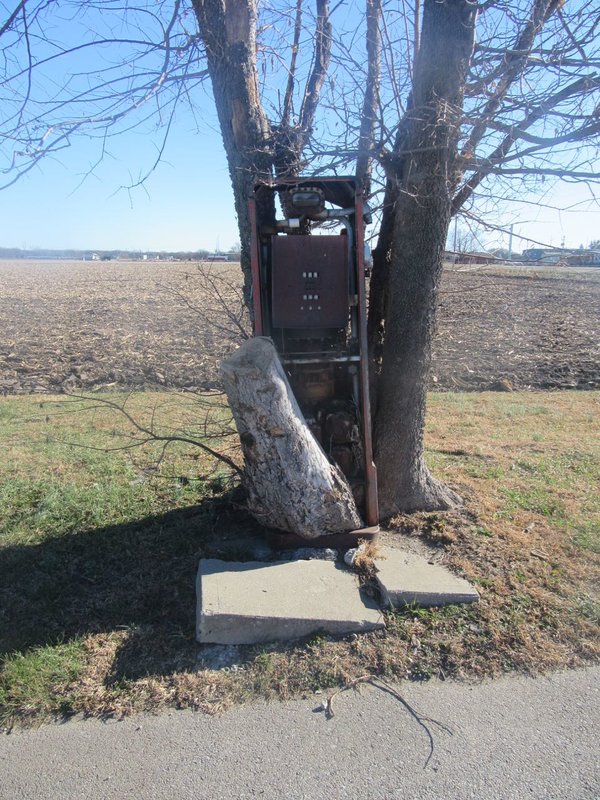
0, 641, 85, 724
1, 390, 599, 728
576, 596, 600, 625
501, 487, 566, 518
570, 519, 600, 553
1, 476, 157, 545
0, 392, 248, 724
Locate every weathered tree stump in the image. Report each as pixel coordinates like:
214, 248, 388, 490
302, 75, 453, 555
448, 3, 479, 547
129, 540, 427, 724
220, 337, 363, 539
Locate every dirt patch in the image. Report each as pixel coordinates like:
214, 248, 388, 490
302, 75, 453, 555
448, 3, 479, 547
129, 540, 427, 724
0, 259, 245, 396
433, 267, 600, 391
0, 260, 598, 395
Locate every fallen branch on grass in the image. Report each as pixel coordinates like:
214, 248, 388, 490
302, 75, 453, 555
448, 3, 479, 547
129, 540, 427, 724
47, 390, 243, 476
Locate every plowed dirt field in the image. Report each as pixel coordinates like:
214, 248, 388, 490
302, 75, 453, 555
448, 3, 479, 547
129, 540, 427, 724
1, 259, 598, 395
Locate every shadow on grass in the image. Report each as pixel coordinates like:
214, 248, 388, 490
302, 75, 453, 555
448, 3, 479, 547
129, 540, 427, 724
0, 492, 265, 679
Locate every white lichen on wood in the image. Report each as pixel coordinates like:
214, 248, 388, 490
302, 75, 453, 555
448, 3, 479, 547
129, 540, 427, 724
220, 337, 363, 538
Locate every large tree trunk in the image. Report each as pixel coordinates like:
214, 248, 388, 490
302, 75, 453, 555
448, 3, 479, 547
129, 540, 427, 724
221, 338, 363, 538
192, 0, 274, 308
371, 0, 476, 517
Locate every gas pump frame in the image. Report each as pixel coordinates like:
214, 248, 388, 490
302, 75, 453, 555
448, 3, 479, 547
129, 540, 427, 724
248, 176, 379, 544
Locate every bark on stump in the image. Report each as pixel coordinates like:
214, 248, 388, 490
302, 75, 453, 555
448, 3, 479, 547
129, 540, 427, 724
220, 337, 363, 539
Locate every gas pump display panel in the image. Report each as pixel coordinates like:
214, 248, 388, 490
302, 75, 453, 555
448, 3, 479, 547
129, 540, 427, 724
271, 235, 348, 329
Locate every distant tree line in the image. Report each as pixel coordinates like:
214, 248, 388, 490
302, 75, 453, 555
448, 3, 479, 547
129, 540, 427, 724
0, 247, 239, 261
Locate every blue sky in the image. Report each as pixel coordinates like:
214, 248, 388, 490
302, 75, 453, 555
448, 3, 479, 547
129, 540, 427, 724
0, 0, 598, 253
0, 101, 242, 252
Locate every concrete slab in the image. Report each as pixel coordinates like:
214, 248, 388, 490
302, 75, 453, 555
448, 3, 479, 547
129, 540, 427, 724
197, 558, 384, 645
373, 547, 479, 608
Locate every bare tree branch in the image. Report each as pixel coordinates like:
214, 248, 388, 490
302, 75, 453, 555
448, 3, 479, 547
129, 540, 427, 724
0, 0, 25, 38
282, 0, 302, 126
64, 392, 243, 475
461, 0, 564, 157
480, 167, 599, 179
298, 0, 332, 139
356, 0, 381, 194
453, 74, 600, 212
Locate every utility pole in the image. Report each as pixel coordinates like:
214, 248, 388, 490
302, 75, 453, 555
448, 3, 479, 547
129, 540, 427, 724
508, 224, 514, 260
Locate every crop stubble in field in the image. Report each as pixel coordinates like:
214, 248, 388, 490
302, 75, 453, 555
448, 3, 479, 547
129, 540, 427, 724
0, 260, 243, 396
1, 259, 599, 395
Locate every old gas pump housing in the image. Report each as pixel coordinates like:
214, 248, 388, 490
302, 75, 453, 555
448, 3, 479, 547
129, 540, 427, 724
248, 177, 378, 534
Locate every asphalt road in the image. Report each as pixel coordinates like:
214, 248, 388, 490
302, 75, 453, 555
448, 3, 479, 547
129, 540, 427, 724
1, 667, 598, 800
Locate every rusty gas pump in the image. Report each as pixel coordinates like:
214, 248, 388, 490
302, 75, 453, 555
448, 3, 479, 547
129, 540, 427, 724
248, 177, 379, 539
